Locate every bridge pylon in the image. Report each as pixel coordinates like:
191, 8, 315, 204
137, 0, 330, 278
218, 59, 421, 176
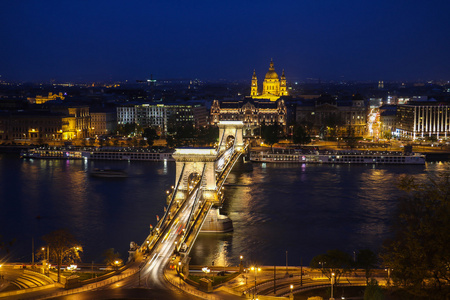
172, 147, 219, 204
218, 121, 244, 152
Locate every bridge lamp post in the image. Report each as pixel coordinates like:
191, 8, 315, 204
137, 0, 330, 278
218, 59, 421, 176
290, 284, 294, 299
178, 262, 182, 286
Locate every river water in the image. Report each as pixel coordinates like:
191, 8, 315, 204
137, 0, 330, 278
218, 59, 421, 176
0, 153, 448, 267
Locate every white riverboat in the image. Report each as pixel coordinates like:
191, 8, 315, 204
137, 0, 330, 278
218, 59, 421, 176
83, 149, 173, 161
250, 149, 426, 165
20, 148, 84, 159
21, 147, 174, 161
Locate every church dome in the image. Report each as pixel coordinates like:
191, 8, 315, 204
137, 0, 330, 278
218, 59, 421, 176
265, 70, 279, 80
264, 59, 279, 80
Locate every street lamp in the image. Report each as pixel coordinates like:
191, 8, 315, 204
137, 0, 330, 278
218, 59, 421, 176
250, 266, 261, 299
330, 272, 336, 300
290, 284, 294, 299
385, 268, 391, 285
42, 247, 49, 275
202, 266, 211, 282
239, 255, 244, 273
114, 260, 119, 271
319, 261, 326, 276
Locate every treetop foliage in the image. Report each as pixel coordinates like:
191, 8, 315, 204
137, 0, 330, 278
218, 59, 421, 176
381, 173, 450, 297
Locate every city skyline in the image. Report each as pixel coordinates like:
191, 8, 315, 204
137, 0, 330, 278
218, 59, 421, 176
1, 1, 450, 82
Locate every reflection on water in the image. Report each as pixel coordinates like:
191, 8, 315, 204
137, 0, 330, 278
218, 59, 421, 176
0, 155, 174, 262
190, 161, 449, 267
0, 153, 448, 266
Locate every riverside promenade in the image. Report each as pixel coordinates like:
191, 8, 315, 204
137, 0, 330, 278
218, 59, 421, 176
164, 264, 376, 300
1, 259, 387, 300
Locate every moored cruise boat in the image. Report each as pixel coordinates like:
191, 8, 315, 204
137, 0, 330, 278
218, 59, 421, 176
83, 149, 173, 161
250, 149, 426, 165
20, 148, 84, 159
21, 147, 174, 161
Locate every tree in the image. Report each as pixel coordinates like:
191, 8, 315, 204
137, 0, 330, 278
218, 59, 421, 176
364, 279, 385, 300
166, 135, 175, 148
117, 123, 137, 137
261, 124, 280, 150
0, 235, 15, 255
167, 125, 196, 147
143, 127, 159, 147
139, 139, 147, 147
310, 249, 353, 283
381, 174, 450, 297
356, 249, 378, 284
323, 114, 343, 141
293, 124, 311, 145
42, 229, 82, 283
343, 126, 358, 149
103, 248, 123, 270
197, 126, 219, 146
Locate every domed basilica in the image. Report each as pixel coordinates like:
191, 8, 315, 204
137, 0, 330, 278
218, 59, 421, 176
251, 59, 288, 101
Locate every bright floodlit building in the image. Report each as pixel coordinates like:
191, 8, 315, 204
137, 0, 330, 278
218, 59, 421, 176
251, 59, 288, 102
396, 100, 450, 140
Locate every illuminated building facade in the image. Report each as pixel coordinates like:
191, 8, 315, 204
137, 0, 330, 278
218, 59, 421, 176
379, 105, 397, 137
210, 98, 287, 136
396, 101, 450, 140
296, 95, 367, 138
251, 59, 288, 101
117, 102, 208, 134
0, 111, 64, 144
49, 105, 91, 140
28, 92, 65, 104
90, 111, 116, 136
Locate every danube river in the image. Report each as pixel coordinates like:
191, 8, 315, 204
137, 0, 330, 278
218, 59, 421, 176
0, 153, 448, 267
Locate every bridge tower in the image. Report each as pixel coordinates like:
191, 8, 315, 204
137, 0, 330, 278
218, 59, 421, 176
172, 148, 219, 204
172, 147, 233, 233
218, 121, 244, 152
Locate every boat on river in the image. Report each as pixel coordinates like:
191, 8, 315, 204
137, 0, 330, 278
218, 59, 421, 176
250, 149, 426, 165
20, 147, 174, 161
89, 168, 128, 178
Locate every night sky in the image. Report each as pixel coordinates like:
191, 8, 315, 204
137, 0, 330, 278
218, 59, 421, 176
1, 1, 450, 82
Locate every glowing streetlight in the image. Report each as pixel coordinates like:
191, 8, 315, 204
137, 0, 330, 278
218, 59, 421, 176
114, 260, 120, 270
239, 255, 244, 273
330, 272, 336, 300
202, 266, 211, 279
290, 284, 294, 299
250, 266, 261, 299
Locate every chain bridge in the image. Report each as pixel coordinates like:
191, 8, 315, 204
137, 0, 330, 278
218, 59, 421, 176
135, 121, 246, 284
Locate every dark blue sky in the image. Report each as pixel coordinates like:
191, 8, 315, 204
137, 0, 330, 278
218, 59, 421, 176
1, 1, 450, 82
